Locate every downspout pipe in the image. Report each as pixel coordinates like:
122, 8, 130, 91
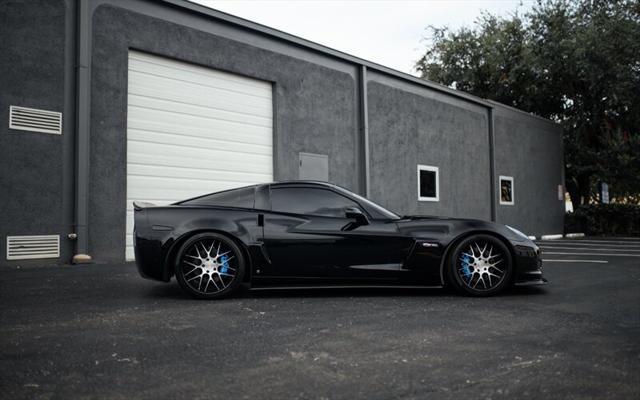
73, 0, 92, 263
358, 65, 370, 198
488, 106, 496, 222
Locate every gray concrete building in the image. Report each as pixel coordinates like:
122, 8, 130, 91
0, 0, 564, 266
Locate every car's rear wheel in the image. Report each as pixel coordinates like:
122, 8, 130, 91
175, 233, 245, 299
448, 234, 513, 296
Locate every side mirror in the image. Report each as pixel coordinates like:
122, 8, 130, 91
345, 207, 370, 226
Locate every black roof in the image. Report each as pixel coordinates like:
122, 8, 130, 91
268, 180, 336, 187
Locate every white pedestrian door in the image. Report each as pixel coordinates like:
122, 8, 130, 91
125, 51, 273, 260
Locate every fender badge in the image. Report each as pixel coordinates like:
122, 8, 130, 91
421, 242, 439, 248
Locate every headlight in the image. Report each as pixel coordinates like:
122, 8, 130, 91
506, 225, 529, 240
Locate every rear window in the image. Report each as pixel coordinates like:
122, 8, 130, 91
178, 186, 256, 208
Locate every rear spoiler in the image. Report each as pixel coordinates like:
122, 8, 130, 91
133, 201, 156, 211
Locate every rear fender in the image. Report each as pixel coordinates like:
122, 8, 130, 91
156, 211, 262, 282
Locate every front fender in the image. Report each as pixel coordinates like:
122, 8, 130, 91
396, 218, 531, 286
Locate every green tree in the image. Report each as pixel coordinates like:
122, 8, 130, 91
415, 0, 640, 209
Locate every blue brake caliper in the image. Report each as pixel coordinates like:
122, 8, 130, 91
220, 255, 229, 274
461, 255, 473, 281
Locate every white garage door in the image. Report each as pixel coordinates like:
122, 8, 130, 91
126, 51, 273, 260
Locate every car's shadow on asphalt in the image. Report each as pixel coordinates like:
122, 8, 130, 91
502, 285, 548, 296
144, 281, 547, 301
242, 287, 450, 299
242, 284, 547, 299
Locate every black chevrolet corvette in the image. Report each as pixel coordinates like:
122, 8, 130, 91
134, 181, 545, 299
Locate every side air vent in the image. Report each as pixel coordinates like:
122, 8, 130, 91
7, 235, 60, 260
9, 106, 62, 135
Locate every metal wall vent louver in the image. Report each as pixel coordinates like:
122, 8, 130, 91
7, 235, 60, 260
9, 106, 62, 135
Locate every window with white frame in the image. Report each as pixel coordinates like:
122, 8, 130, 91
499, 176, 514, 205
417, 165, 439, 201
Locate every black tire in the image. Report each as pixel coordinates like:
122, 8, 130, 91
175, 232, 246, 299
448, 234, 513, 297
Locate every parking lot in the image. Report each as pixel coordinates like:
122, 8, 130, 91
1, 237, 638, 399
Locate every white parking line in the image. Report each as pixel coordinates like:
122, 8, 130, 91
538, 246, 640, 252
538, 240, 640, 245
542, 259, 609, 263
536, 241, 640, 248
541, 252, 640, 257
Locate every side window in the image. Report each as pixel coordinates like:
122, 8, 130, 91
271, 187, 359, 217
499, 176, 514, 205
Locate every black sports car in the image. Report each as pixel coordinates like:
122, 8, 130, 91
134, 181, 545, 299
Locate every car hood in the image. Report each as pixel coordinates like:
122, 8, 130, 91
394, 215, 532, 245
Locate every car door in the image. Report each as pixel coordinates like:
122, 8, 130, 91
261, 185, 413, 283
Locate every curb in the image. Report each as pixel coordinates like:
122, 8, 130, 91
565, 233, 586, 238
540, 234, 563, 240
533, 233, 587, 241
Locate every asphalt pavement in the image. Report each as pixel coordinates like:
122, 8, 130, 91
1, 237, 639, 399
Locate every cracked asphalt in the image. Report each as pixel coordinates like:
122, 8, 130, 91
1, 239, 639, 399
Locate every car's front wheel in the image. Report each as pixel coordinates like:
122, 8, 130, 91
175, 233, 245, 299
448, 234, 513, 296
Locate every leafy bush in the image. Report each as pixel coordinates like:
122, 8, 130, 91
565, 204, 640, 236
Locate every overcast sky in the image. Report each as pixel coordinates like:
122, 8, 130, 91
192, 0, 534, 76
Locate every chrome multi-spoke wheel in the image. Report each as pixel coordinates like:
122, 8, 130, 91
175, 233, 244, 299
449, 235, 512, 296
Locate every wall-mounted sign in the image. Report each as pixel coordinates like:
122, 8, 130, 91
601, 182, 609, 204
558, 185, 564, 201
